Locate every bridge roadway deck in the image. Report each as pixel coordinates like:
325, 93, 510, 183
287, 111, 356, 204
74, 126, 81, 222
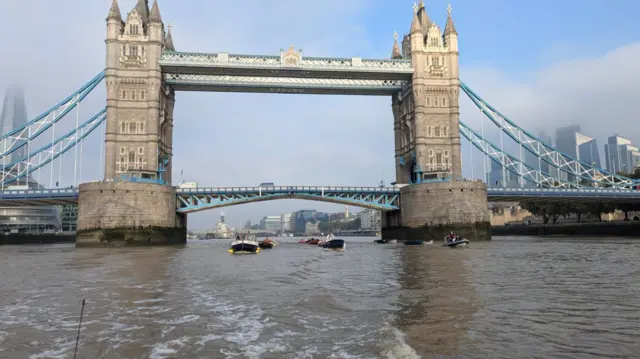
159, 51, 414, 80
0, 186, 639, 208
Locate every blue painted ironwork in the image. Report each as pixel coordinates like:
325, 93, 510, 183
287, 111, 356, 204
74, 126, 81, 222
1, 110, 107, 186
487, 187, 640, 202
159, 51, 413, 79
2, 186, 640, 208
164, 74, 407, 95
175, 186, 401, 213
0, 72, 105, 158
459, 120, 576, 189
460, 82, 639, 189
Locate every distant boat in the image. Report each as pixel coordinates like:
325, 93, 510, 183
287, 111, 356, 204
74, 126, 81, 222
374, 239, 397, 244
319, 234, 345, 251
229, 233, 260, 254
442, 236, 469, 248
403, 240, 424, 246
259, 238, 277, 249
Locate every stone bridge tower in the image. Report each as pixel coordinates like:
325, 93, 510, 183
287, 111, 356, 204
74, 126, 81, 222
392, 2, 461, 185
383, 3, 491, 241
76, 0, 185, 247
104, 0, 175, 184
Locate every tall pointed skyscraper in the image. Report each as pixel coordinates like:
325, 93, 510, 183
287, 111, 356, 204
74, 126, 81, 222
0, 86, 29, 168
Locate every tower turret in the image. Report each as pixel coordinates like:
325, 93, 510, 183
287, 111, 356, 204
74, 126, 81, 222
391, 32, 402, 59
443, 4, 458, 53
106, 0, 123, 41
134, 0, 150, 27
165, 25, 175, 51
147, 0, 164, 43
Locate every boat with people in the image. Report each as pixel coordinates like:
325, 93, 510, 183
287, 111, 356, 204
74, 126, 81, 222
258, 238, 277, 249
374, 238, 397, 244
403, 239, 425, 245
443, 231, 469, 248
228, 233, 260, 254
319, 234, 345, 251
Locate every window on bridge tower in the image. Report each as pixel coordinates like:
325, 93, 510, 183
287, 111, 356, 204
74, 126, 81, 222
430, 38, 438, 47
130, 25, 139, 35
121, 90, 126, 100
130, 46, 138, 57
128, 151, 135, 163
434, 127, 441, 137
443, 126, 448, 137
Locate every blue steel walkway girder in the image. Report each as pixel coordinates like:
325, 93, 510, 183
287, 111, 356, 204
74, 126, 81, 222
175, 186, 401, 213
164, 74, 407, 96
159, 51, 414, 81
2, 186, 640, 208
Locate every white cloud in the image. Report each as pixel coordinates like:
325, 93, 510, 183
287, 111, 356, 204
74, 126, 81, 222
0, 1, 638, 229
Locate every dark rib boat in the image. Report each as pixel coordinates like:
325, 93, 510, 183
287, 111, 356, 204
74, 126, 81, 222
404, 240, 424, 245
319, 234, 345, 251
442, 237, 469, 248
228, 233, 260, 254
259, 238, 275, 249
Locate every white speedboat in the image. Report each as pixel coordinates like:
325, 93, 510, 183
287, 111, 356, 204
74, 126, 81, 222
229, 233, 260, 254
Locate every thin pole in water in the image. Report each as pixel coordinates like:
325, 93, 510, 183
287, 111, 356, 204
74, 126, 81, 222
73, 298, 86, 359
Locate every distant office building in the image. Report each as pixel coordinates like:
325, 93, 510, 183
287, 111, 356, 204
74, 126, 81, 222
280, 212, 294, 233
487, 159, 519, 188
554, 125, 601, 182
359, 209, 381, 231
305, 221, 319, 235
294, 210, 317, 233
260, 216, 281, 232
604, 135, 639, 174
59, 205, 78, 232
576, 133, 601, 168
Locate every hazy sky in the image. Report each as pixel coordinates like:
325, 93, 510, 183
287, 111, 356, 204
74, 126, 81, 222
0, 0, 639, 230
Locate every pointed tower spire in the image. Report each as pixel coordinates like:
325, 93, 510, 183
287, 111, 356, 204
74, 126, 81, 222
417, 0, 432, 36
134, 0, 150, 23
165, 25, 175, 51
444, 4, 458, 36
391, 31, 402, 59
411, 12, 421, 34
107, 0, 122, 22
149, 0, 163, 23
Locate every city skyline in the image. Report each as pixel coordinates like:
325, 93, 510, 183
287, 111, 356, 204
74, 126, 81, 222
0, 0, 639, 228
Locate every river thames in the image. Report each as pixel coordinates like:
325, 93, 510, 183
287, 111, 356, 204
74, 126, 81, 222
0, 236, 638, 358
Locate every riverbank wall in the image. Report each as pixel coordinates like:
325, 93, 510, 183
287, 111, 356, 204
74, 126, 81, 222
492, 221, 640, 237
0, 233, 76, 245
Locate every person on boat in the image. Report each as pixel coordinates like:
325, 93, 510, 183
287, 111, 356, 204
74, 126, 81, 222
455, 234, 461, 241
446, 231, 455, 242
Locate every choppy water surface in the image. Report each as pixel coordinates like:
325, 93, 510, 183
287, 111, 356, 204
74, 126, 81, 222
0, 236, 639, 358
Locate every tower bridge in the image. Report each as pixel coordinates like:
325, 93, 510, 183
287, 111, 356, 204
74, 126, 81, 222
1, 0, 638, 246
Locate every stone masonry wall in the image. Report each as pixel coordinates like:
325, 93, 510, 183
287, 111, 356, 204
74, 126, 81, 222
400, 180, 489, 227
381, 180, 491, 241
76, 181, 186, 246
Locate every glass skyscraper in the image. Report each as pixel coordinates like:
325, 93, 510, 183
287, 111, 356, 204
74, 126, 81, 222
0, 86, 28, 171
0, 87, 61, 233
604, 135, 639, 174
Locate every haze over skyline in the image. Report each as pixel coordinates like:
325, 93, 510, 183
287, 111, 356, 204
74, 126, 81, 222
1, 0, 639, 229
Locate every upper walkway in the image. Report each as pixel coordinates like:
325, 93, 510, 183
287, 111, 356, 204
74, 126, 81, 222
160, 49, 411, 95
0, 185, 639, 211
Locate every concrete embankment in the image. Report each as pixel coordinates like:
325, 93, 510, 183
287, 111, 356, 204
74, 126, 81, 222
0, 233, 75, 245
492, 221, 640, 237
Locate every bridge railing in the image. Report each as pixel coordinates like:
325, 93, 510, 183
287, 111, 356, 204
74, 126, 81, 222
175, 185, 401, 194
